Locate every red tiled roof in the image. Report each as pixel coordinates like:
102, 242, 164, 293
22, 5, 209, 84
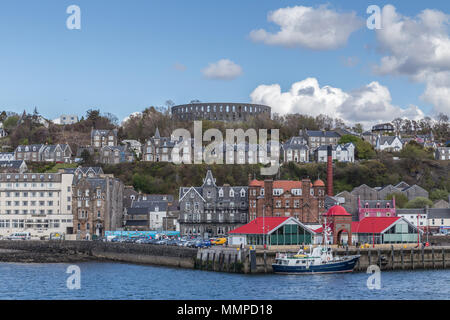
351, 217, 401, 234
273, 180, 303, 191
313, 179, 325, 187
324, 205, 351, 216
248, 179, 304, 192
229, 217, 290, 235
249, 179, 264, 187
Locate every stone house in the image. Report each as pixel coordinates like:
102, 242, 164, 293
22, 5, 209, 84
41, 144, 72, 163
99, 145, 134, 164
178, 170, 248, 238
91, 128, 118, 149
72, 175, 124, 239
14, 144, 45, 162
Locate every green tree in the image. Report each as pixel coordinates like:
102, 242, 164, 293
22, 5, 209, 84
405, 197, 433, 208
338, 134, 375, 160
3, 115, 19, 130
385, 193, 408, 208
430, 189, 449, 202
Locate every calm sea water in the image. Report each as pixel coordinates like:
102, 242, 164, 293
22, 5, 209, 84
0, 262, 448, 300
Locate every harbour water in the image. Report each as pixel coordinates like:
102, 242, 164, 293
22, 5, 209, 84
0, 262, 448, 300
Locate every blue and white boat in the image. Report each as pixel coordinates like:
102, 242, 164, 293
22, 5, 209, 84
272, 216, 360, 274
272, 246, 360, 274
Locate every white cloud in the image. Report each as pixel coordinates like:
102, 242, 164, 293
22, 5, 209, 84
373, 5, 450, 115
249, 5, 363, 50
250, 78, 424, 129
202, 59, 243, 80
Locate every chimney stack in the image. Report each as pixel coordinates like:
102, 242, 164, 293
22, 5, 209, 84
327, 145, 333, 196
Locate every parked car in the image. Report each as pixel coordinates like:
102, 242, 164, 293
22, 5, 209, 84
7, 232, 31, 240
212, 237, 227, 245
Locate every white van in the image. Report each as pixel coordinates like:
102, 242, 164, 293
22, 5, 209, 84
7, 232, 31, 240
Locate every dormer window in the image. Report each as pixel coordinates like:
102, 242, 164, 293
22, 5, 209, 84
365, 203, 369, 208
218, 189, 224, 197
230, 189, 234, 197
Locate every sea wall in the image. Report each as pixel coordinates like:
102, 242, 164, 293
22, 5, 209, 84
0, 241, 197, 268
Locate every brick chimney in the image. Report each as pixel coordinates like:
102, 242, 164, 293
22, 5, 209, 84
327, 145, 333, 196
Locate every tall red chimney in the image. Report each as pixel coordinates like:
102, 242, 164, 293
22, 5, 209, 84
327, 145, 333, 196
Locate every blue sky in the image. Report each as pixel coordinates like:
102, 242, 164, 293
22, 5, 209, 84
0, 0, 449, 127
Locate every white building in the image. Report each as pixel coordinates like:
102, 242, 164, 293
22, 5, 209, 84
122, 139, 142, 158
315, 143, 355, 163
375, 136, 403, 152
0, 172, 74, 238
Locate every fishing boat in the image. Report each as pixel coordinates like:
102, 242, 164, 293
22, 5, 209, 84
272, 246, 360, 274
272, 217, 360, 274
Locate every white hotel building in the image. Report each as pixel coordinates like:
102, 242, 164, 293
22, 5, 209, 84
0, 172, 74, 238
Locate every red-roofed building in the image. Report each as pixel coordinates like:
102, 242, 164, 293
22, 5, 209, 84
228, 216, 316, 246
315, 216, 421, 245
248, 178, 326, 224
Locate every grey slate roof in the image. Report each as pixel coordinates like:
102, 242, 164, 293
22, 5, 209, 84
305, 130, 340, 138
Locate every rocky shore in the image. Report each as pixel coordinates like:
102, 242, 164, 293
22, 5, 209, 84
0, 248, 95, 263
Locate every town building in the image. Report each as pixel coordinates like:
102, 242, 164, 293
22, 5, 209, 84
99, 145, 134, 164
121, 140, 142, 158
58, 115, 79, 125
228, 217, 316, 247
375, 135, 403, 152
14, 144, 45, 162
350, 217, 420, 245
397, 208, 450, 234
361, 131, 377, 146
0, 172, 74, 238
143, 128, 178, 163
282, 137, 309, 163
300, 129, 341, 152
358, 198, 396, 221
372, 123, 394, 134
335, 182, 429, 219
314, 143, 355, 163
0, 153, 15, 161
435, 147, 450, 160
14, 144, 72, 163
178, 170, 248, 238
0, 160, 28, 173
72, 174, 124, 240
248, 178, 326, 225
41, 144, 72, 163
91, 128, 118, 148
123, 193, 177, 231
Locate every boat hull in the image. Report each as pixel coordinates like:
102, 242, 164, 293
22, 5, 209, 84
272, 256, 360, 274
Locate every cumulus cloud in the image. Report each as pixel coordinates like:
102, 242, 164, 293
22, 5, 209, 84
250, 78, 424, 129
202, 59, 243, 80
373, 5, 450, 115
249, 5, 363, 50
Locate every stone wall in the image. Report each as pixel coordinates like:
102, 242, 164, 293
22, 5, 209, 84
0, 241, 197, 268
